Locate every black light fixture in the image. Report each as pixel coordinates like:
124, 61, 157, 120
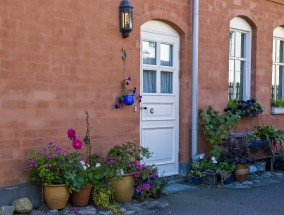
119, 0, 133, 38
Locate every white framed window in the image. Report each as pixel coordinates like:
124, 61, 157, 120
272, 27, 284, 100
228, 17, 252, 100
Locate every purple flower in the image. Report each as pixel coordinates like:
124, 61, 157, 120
67, 128, 76, 140
24, 167, 29, 171
134, 172, 140, 178
111, 157, 117, 161
47, 154, 55, 159
54, 147, 61, 154
127, 162, 132, 167
114, 104, 119, 109
29, 158, 35, 163
128, 77, 131, 81
143, 183, 150, 190
136, 186, 141, 193
142, 178, 149, 183
133, 87, 136, 94
126, 81, 129, 85
49, 142, 55, 146
141, 165, 146, 172
44, 163, 52, 168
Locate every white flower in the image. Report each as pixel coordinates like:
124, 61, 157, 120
95, 163, 101, 168
211, 156, 218, 164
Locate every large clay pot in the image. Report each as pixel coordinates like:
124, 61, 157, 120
108, 173, 134, 202
235, 164, 250, 182
71, 184, 93, 207
44, 184, 70, 209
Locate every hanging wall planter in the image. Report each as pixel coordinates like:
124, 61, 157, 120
123, 93, 135, 106
114, 77, 142, 109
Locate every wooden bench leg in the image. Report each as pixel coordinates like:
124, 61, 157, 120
270, 157, 274, 171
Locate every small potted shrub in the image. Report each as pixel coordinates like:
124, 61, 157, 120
190, 162, 205, 185
105, 142, 151, 202
221, 141, 253, 182
25, 142, 72, 209
132, 162, 167, 200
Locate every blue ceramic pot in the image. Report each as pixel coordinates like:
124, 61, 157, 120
192, 176, 202, 185
123, 94, 135, 106
224, 173, 233, 184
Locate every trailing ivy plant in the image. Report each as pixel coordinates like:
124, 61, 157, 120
199, 106, 241, 158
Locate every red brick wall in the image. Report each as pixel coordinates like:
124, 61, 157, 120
197, 0, 284, 154
0, 0, 191, 186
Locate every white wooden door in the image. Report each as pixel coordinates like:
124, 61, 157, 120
140, 21, 180, 176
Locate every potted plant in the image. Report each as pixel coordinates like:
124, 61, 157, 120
216, 161, 236, 185
224, 98, 263, 117
190, 161, 205, 185
199, 106, 241, 159
220, 140, 253, 182
105, 142, 151, 202
92, 181, 120, 215
114, 76, 142, 109
24, 142, 71, 209
271, 98, 284, 114
132, 162, 167, 200
252, 124, 284, 154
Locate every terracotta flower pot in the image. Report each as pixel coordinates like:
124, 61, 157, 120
108, 173, 134, 202
71, 184, 93, 207
44, 184, 70, 209
235, 164, 250, 182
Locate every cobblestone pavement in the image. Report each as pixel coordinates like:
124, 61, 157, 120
20, 171, 284, 215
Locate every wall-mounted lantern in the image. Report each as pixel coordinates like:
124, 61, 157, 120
119, 0, 133, 38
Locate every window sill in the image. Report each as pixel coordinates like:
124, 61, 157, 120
271, 106, 284, 114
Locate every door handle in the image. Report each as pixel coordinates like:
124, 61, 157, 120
150, 108, 154, 114
140, 107, 147, 110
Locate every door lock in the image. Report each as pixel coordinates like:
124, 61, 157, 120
140, 107, 147, 110
150, 108, 154, 114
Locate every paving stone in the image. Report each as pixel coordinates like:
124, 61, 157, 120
0, 206, 15, 215
242, 181, 254, 185
77, 206, 97, 215
48, 209, 59, 215
252, 180, 261, 183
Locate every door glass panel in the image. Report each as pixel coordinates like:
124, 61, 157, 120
143, 41, 157, 65
160, 44, 173, 66
143, 70, 156, 93
161, 71, 173, 93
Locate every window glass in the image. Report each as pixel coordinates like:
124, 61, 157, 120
235, 32, 246, 58
143, 41, 156, 65
161, 72, 173, 93
143, 70, 156, 93
229, 31, 235, 57
160, 44, 173, 66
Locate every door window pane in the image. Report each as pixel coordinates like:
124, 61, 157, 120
161, 71, 173, 93
143, 41, 157, 65
160, 44, 173, 66
280, 40, 284, 63
143, 70, 156, 93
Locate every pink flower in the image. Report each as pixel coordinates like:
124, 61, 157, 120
134, 162, 141, 168
133, 172, 140, 178
136, 186, 141, 193
67, 128, 76, 140
143, 183, 150, 190
72, 139, 83, 149
141, 165, 146, 172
